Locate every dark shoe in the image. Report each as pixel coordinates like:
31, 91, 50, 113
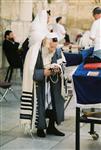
37, 129, 46, 137
46, 127, 65, 136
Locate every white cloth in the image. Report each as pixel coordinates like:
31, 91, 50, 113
20, 10, 49, 133
46, 32, 59, 40
90, 18, 101, 51
28, 10, 49, 48
53, 23, 66, 41
27, 10, 49, 75
79, 30, 93, 49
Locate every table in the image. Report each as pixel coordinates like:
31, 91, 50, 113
63, 47, 94, 67
73, 62, 101, 105
73, 63, 101, 150
64, 52, 82, 67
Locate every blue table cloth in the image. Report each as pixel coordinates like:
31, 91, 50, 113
80, 47, 94, 61
64, 52, 82, 66
73, 63, 101, 105
63, 47, 94, 67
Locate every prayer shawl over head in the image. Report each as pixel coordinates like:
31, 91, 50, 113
20, 10, 49, 134
28, 10, 48, 48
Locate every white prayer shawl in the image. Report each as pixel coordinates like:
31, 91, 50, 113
29, 10, 48, 48
20, 10, 48, 134
20, 42, 42, 134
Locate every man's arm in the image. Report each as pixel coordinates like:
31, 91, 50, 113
90, 21, 97, 41
33, 69, 44, 81
33, 68, 51, 81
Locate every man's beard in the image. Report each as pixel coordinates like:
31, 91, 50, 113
9, 38, 15, 42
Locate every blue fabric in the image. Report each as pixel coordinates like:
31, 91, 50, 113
73, 63, 101, 105
80, 47, 94, 61
63, 52, 82, 67
63, 47, 94, 67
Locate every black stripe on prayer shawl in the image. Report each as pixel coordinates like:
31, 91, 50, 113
22, 91, 32, 94
21, 99, 32, 103
20, 114, 32, 119
21, 104, 32, 107
20, 107, 33, 111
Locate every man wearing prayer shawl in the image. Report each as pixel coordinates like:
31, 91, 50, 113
20, 10, 65, 137
20, 10, 50, 134
33, 32, 66, 137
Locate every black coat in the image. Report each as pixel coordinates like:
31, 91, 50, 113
3, 40, 23, 68
33, 49, 64, 129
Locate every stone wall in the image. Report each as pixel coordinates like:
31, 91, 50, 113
32, 0, 101, 41
0, 0, 32, 69
0, 0, 101, 69
0, 0, 33, 80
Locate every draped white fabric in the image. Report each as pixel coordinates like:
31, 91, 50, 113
29, 10, 49, 48
20, 10, 49, 133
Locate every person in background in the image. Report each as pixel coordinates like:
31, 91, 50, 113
2, 30, 23, 71
90, 7, 101, 58
53, 16, 70, 45
79, 30, 93, 49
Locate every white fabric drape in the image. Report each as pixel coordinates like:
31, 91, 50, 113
28, 10, 49, 48
20, 10, 49, 133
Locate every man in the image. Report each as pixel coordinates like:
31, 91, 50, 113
20, 9, 65, 138
2, 30, 23, 69
20, 31, 66, 137
33, 32, 65, 137
90, 7, 101, 58
53, 16, 70, 45
79, 30, 93, 49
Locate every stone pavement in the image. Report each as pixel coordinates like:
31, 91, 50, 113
0, 75, 101, 150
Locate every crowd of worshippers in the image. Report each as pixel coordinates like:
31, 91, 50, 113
2, 7, 101, 138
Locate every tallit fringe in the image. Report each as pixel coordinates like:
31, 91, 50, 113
20, 119, 32, 134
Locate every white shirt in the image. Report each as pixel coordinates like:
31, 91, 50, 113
90, 18, 101, 51
53, 23, 66, 41
79, 30, 93, 49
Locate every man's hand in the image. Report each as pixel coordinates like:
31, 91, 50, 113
44, 68, 51, 77
53, 67, 61, 74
